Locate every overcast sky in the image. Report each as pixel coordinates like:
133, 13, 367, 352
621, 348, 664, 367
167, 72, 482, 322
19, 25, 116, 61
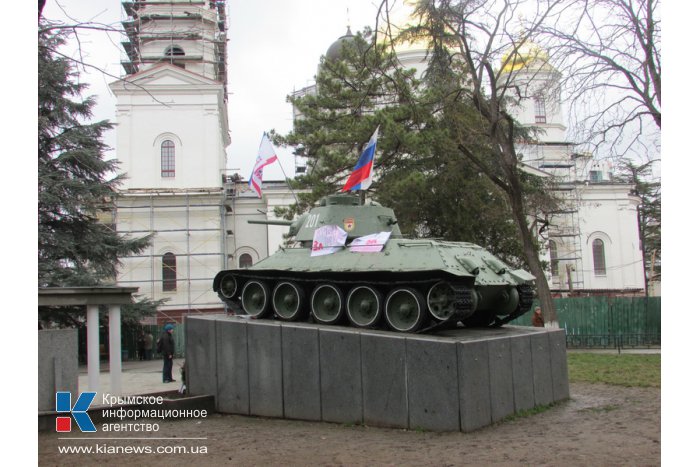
41, 0, 397, 181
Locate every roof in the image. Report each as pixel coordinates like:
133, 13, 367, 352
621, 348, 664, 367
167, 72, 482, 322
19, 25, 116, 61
38, 287, 139, 306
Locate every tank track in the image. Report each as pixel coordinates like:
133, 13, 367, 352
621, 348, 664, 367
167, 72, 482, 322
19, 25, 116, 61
419, 283, 473, 333
217, 273, 475, 333
491, 284, 535, 327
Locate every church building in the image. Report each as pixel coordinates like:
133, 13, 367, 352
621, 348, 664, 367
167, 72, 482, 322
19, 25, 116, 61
291, 4, 646, 296
109, 0, 293, 323
499, 40, 645, 295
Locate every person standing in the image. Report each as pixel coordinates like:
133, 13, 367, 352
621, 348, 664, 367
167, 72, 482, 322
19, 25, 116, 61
137, 332, 145, 360
531, 306, 545, 327
160, 324, 176, 383
143, 331, 154, 360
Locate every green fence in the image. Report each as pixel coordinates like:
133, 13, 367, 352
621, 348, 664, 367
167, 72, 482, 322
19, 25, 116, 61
510, 296, 661, 349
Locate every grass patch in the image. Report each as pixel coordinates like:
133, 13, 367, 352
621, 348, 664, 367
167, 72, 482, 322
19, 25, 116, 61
567, 353, 660, 388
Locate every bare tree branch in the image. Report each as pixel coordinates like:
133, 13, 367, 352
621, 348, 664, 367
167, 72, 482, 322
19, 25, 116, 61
539, 0, 660, 158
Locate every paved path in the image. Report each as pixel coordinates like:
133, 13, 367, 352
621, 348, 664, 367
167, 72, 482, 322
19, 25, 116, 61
78, 358, 185, 398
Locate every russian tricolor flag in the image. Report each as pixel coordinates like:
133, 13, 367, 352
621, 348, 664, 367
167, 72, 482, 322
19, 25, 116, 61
342, 127, 379, 192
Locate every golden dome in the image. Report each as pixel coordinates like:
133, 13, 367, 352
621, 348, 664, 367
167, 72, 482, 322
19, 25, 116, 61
376, 0, 432, 54
500, 40, 550, 73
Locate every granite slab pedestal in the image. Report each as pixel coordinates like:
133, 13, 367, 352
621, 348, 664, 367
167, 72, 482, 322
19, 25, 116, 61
186, 315, 569, 432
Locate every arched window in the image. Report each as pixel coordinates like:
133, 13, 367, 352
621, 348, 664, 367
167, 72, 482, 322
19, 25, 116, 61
239, 253, 253, 269
549, 240, 559, 276
162, 252, 177, 291
161, 140, 175, 177
164, 46, 186, 69
164, 45, 185, 57
592, 239, 606, 276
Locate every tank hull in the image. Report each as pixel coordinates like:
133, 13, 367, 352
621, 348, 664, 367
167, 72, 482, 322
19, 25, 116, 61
214, 237, 534, 333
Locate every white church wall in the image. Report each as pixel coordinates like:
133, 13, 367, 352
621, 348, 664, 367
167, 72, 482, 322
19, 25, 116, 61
114, 92, 226, 190
227, 195, 269, 266
577, 186, 644, 290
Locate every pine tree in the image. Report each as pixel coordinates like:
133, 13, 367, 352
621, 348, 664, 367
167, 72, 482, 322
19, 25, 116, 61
38, 25, 156, 328
280, 29, 532, 265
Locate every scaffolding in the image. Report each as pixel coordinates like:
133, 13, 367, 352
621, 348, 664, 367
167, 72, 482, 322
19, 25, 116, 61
112, 189, 230, 318
120, 1, 228, 98
545, 184, 585, 291
520, 141, 587, 291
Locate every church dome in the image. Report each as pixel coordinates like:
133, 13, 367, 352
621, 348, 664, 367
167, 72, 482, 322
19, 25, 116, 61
376, 1, 431, 54
500, 39, 550, 73
326, 27, 355, 61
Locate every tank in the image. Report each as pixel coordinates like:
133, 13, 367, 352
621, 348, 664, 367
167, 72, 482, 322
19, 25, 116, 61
213, 194, 535, 333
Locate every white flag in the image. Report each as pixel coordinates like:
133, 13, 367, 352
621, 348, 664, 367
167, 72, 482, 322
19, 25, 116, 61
249, 133, 278, 198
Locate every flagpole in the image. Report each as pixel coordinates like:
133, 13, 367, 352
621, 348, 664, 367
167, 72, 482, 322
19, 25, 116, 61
275, 156, 299, 204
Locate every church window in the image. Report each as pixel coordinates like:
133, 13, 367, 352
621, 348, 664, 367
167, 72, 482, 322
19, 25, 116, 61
549, 240, 559, 276
162, 252, 177, 291
239, 253, 253, 269
165, 46, 185, 57
592, 239, 606, 276
534, 96, 547, 124
161, 140, 175, 177
164, 46, 186, 69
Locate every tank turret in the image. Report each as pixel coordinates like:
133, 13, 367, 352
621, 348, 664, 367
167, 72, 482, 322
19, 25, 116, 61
214, 194, 534, 333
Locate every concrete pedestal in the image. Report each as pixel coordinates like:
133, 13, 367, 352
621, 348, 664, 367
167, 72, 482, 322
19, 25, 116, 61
186, 315, 569, 432
38, 329, 78, 412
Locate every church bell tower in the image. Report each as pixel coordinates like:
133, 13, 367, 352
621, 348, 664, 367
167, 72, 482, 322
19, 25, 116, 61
109, 0, 231, 322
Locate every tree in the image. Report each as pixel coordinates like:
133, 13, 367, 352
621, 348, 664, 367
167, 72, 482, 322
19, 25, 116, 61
391, 0, 569, 326
540, 0, 660, 158
281, 28, 532, 265
38, 24, 156, 324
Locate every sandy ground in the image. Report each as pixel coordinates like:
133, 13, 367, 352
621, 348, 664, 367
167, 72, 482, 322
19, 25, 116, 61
38, 381, 659, 466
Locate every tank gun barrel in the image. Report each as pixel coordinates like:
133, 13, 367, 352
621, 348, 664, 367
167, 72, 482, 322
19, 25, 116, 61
248, 219, 294, 226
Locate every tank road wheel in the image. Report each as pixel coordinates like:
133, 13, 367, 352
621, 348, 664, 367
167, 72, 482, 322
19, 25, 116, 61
311, 284, 345, 324
497, 287, 520, 315
426, 281, 456, 321
241, 280, 271, 318
346, 286, 383, 328
219, 273, 238, 299
384, 287, 427, 333
272, 281, 306, 321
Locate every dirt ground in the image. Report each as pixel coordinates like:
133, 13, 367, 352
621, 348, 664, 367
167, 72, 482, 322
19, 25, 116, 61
38, 382, 659, 466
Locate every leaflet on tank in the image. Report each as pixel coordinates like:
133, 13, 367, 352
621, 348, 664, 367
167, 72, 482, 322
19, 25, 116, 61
310, 225, 348, 257
349, 231, 391, 253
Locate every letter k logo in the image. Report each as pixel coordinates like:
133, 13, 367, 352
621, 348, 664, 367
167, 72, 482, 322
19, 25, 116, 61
56, 392, 97, 432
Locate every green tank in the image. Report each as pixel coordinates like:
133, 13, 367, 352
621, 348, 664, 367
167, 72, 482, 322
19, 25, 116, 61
213, 194, 535, 332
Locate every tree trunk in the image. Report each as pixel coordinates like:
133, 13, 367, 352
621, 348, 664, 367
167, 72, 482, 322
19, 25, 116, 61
507, 169, 559, 328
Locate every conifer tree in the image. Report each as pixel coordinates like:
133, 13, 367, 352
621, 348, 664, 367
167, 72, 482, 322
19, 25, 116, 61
38, 24, 157, 325
38, 26, 151, 287
280, 29, 536, 266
